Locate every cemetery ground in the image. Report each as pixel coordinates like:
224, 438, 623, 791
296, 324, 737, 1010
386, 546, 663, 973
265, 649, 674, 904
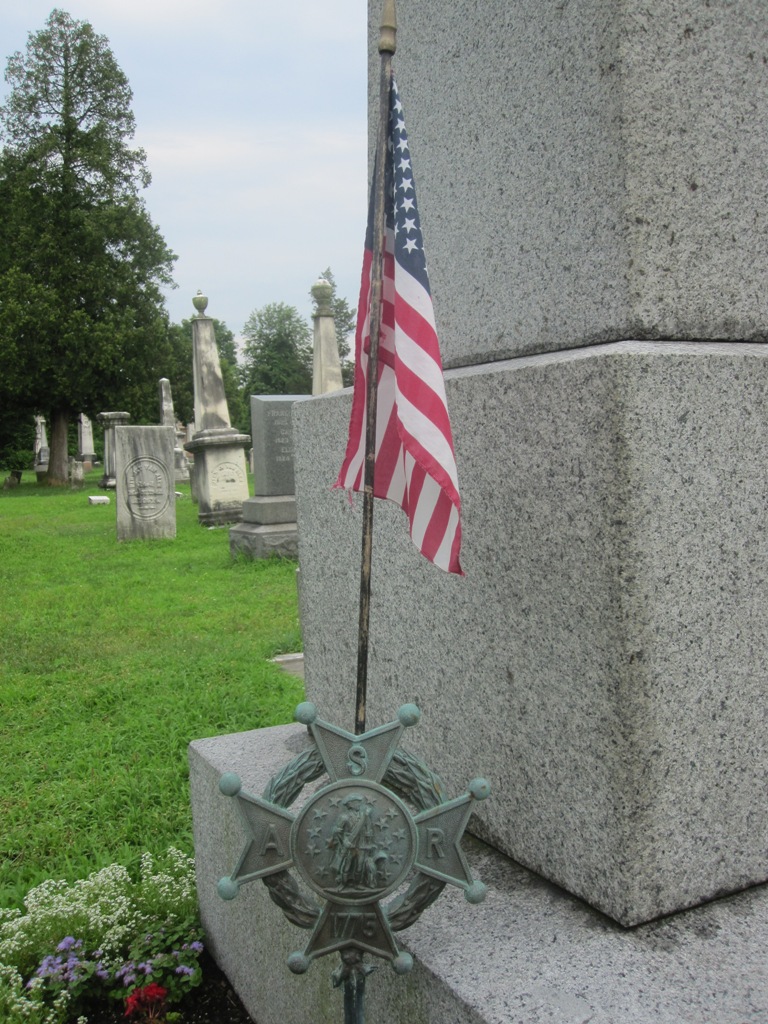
0, 469, 304, 1023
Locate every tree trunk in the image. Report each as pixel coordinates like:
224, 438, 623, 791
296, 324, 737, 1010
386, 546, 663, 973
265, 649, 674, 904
46, 409, 70, 486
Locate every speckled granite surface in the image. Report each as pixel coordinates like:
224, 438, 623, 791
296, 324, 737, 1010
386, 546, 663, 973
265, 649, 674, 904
190, 724, 768, 1024
376, 1, 768, 367
293, 341, 768, 925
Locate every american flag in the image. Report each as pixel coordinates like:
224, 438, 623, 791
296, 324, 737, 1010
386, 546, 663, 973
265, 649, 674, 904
336, 73, 463, 575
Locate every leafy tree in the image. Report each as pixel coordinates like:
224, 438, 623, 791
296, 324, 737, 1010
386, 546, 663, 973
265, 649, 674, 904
240, 303, 312, 396
0, 10, 176, 484
313, 267, 356, 386
0, 409, 35, 473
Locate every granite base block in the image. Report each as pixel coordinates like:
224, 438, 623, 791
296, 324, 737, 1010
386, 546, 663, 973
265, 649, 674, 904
229, 521, 298, 559
293, 340, 768, 926
184, 431, 250, 526
189, 724, 768, 1024
241, 495, 297, 525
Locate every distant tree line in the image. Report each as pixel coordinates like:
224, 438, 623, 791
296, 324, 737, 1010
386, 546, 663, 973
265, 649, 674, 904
0, 10, 356, 478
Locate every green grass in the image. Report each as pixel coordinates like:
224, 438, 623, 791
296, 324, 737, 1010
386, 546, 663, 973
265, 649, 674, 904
0, 469, 304, 909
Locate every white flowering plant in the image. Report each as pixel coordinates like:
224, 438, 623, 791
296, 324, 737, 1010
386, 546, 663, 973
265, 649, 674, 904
0, 848, 204, 1024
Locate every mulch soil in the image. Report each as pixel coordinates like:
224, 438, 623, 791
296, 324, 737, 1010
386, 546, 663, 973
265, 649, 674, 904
83, 953, 255, 1024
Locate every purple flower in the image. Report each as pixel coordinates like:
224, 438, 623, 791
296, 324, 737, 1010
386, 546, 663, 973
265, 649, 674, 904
183, 941, 204, 954
56, 937, 81, 953
34, 955, 64, 979
138, 961, 154, 975
123, 973, 137, 987
174, 965, 195, 976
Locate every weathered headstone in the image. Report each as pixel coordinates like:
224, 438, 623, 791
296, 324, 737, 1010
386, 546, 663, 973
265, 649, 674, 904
68, 457, 84, 489
114, 426, 175, 541
158, 378, 190, 483
33, 416, 47, 460
229, 395, 310, 559
185, 422, 198, 501
33, 416, 49, 481
183, 292, 250, 525
311, 278, 344, 395
77, 414, 97, 470
98, 411, 130, 489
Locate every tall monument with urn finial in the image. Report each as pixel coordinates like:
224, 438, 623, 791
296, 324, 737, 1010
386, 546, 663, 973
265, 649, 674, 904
184, 291, 250, 525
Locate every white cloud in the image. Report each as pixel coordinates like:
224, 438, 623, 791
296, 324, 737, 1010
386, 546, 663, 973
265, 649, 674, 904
0, 0, 369, 338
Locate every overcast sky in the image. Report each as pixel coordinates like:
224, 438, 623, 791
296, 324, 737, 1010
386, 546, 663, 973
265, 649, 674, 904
0, 1, 369, 340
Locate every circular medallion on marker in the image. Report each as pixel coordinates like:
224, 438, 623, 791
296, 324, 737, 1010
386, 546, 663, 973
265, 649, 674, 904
291, 779, 417, 905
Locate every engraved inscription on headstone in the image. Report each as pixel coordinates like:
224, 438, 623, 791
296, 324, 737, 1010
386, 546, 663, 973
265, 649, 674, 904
114, 426, 175, 541
212, 460, 246, 495
270, 408, 294, 465
251, 395, 311, 497
124, 456, 171, 520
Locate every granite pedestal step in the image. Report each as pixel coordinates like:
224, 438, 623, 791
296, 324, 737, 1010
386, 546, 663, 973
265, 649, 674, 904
189, 724, 768, 1024
228, 521, 298, 559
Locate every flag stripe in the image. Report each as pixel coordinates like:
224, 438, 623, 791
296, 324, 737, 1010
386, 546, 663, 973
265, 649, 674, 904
335, 73, 463, 576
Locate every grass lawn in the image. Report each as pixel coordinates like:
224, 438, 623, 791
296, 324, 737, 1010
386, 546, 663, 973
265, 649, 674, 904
0, 469, 304, 910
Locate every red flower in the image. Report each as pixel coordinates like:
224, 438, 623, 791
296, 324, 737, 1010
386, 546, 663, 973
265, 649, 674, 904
124, 983, 169, 1019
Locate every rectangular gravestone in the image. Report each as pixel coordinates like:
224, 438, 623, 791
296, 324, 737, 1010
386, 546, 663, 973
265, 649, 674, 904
251, 395, 310, 496
229, 395, 311, 559
114, 426, 176, 541
158, 377, 190, 483
77, 414, 97, 469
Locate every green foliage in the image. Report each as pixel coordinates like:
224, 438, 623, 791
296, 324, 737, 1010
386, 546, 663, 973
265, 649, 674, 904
240, 302, 313, 396
0, 10, 176, 482
0, 473, 304, 910
0, 411, 35, 472
0, 848, 202, 1023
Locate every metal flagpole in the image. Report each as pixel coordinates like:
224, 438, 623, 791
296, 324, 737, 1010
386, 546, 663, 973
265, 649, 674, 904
345, 4, 396, 1019
355, 0, 397, 738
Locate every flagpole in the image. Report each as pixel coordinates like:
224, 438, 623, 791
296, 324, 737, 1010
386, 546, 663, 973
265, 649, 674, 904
355, 0, 396, 737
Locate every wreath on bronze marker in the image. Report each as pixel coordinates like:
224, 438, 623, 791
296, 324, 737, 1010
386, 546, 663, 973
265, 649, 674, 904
260, 744, 447, 931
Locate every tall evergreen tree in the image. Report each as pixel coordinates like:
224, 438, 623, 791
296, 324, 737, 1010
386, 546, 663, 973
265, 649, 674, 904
0, 10, 176, 483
